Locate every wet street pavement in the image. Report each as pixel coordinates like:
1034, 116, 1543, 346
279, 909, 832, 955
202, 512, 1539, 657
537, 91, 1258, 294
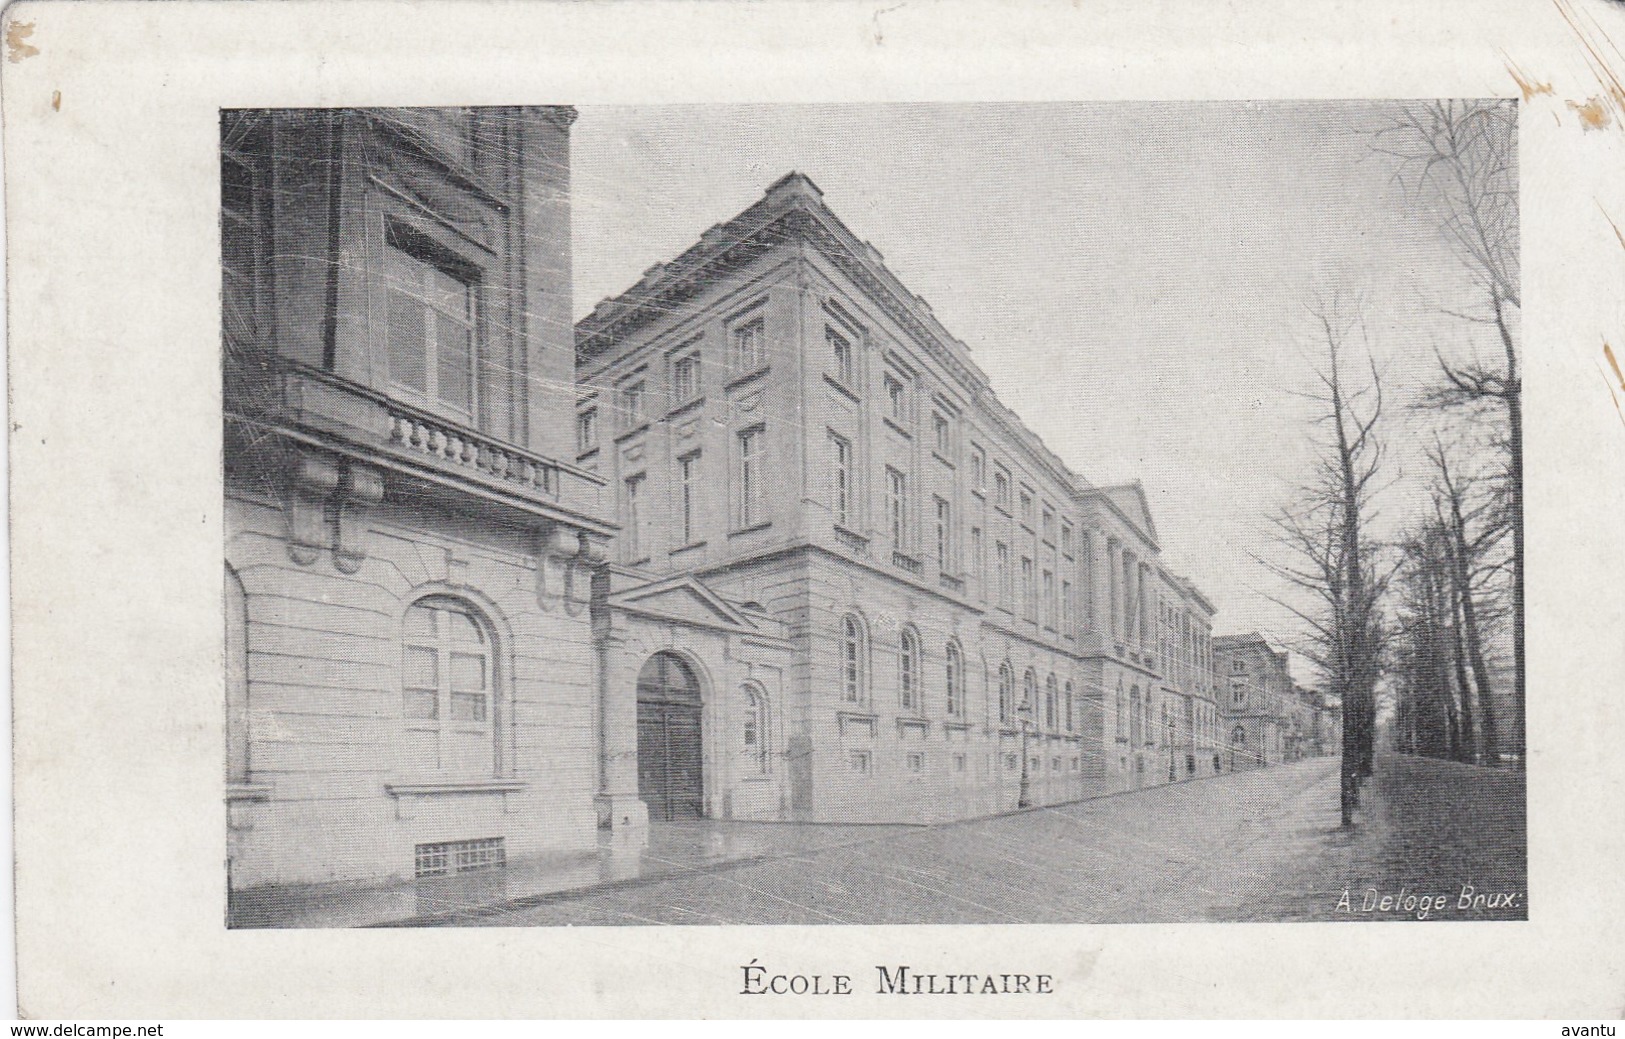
404, 752, 1525, 926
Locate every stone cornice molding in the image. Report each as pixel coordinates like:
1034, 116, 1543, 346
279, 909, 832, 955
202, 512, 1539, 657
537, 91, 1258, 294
574, 172, 1091, 499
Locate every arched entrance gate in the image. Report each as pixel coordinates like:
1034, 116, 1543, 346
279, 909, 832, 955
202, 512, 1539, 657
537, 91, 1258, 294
636, 652, 704, 821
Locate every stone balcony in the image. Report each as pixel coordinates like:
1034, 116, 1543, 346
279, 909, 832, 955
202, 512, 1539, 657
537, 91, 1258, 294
257, 365, 613, 537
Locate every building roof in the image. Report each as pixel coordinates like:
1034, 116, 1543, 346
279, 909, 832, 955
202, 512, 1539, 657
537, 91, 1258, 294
574, 170, 1095, 501
1080, 481, 1160, 548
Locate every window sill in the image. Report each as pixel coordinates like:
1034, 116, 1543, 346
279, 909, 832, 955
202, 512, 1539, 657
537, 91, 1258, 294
727, 367, 771, 393
669, 540, 708, 555
837, 711, 878, 739
226, 782, 272, 802
666, 396, 706, 420
823, 373, 860, 403
729, 521, 772, 538
943, 720, 973, 732
931, 451, 955, 469
882, 416, 913, 440
614, 421, 651, 444
896, 716, 930, 733
627, 556, 652, 567
385, 777, 526, 796
576, 446, 600, 463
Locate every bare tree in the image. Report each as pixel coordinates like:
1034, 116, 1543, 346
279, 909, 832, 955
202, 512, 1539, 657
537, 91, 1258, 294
1392, 525, 1461, 761
1259, 300, 1391, 826
1426, 440, 1509, 765
1375, 99, 1522, 764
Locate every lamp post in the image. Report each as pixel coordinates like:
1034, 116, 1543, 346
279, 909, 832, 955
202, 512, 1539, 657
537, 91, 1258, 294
1017, 696, 1034, 809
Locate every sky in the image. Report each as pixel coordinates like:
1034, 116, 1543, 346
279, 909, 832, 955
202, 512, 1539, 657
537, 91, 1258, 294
567, 102, 1505, 669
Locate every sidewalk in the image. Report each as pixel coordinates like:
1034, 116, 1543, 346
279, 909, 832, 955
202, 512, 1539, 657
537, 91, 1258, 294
428, 753, 1525, 926
230, 817, 919, 928
233, 752, 1526, 927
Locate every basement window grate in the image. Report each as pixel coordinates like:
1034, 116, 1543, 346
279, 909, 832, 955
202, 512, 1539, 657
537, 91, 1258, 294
415, 837, 505, 878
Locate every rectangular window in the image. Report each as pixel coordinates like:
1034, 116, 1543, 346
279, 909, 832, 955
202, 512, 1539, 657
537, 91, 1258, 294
884, 373, 907, 424
830, 432, 852, 529
1060, 522, 1073, 558
970, 445, 986, 491
932, 412, 950, 453
1020, 490, 1034, 529
887, 467, 907, 548
1062, 579, 1074, 635
994, 469, 1010, 511
828, 325, 854, 386
576, 408, 597, 453
970, 527, 983, 583
1043, 569, 1055, 628
953, 753, 967, 773
624, 474, 646, 561
738, 428, 764, 528
849, 750, 871, 776
996, 542, 1011, 607
733, 314, 767, 371
1080, 532, 1094, 630
1042, 506, 1055, 544
672, 350, 701, 404
678, 452, 699, 546
934, 496, 952, 571
385, 242, 477, 421
620, 379, 645, 428
1021, 557, 1036, 621
906, 752, 925, 774
415, 837, 504, 879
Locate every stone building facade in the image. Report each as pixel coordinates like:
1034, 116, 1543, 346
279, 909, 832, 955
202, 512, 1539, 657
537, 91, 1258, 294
222, 107, 1230, 905
222, 107, 623, 897
1212, 632, 1292, 770
574, 172, 1221, 822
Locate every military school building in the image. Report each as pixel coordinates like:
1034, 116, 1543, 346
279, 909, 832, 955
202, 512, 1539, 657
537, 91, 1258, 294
222, 106, 1333, 902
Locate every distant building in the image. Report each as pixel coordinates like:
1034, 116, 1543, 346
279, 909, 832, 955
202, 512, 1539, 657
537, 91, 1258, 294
1212, 632, 1292, 770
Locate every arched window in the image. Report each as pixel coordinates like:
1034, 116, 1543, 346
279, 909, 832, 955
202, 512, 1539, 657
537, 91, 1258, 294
945, 641, 963, 717
1064, 680, 1075, 733
899, 627, 921, 712
1023, 669, 1038, 723
741, 683, 770, 774
841, 613, 867, 704
403, 596, 497, 775
1044, 674, 1058, 731
998, 663, 1015, 724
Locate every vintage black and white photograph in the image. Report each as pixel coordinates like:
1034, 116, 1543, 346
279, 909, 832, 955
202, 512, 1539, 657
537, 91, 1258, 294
220, 101, 1526, 929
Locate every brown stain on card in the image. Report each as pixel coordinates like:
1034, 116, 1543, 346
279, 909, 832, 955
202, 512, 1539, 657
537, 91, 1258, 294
1604, 343, 1625, 428
1568, 95, 1613, 130
1553, 0, 1625, 130
1504, 58, 1553, 101
5, 20, 38, 63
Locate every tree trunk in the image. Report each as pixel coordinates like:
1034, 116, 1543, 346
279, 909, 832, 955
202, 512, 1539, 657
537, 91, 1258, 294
1493, 293, 1523, 766
1444, 535, 1477, 764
